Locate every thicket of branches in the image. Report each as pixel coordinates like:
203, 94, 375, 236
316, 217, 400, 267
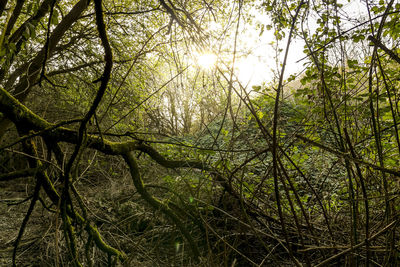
0, 0, 400, 266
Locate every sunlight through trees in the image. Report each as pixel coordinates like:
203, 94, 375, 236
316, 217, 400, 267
0, 0, 400, 266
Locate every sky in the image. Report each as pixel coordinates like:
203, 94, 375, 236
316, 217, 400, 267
223, 0, 369, 87
192, 0, 371, 91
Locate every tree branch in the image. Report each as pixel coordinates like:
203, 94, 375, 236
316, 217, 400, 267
368, 35, 400, 64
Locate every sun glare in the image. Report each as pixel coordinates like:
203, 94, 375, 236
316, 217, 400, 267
197, 52, 217, 70
236, 55, 266, 86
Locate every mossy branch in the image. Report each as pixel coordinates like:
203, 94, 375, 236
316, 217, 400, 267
122, 152, 200, 261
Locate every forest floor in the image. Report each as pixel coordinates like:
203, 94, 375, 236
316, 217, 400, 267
0, 178, 51, 266
0, 175, 118, 266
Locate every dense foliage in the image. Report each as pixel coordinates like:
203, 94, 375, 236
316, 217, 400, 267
0, 0, 400, 266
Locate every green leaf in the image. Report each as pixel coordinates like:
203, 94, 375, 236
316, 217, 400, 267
51, 8, 59, 25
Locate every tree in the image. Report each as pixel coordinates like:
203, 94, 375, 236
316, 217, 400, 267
1, 0, 400, 266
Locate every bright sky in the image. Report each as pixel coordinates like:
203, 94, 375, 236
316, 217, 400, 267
195, 0, 369, 88
195, 5, 306, 87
